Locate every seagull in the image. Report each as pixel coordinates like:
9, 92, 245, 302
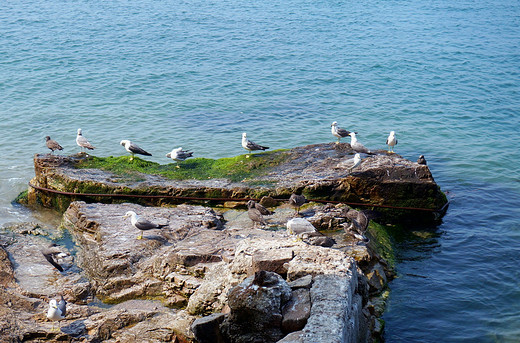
247, 205, 266, 228
41, 243, 69, 272
350, 153, 362, 172
123, 210, 168, 240
289, 193, 306, 215
47, 296, 66, 331
348, 132, 371, 154
166, 147, 193, 163
120, 140, 152, 161
76, 128, 95, 153
242, 132, 269, 157
417, 155, 427, 165
45, 136, 63, 154
331, 121, 354, 143
247, 200, 273, 216
386, 131, 398, 153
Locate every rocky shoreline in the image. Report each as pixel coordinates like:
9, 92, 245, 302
2, 144, 447, 342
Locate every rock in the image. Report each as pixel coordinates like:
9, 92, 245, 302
0, 245, 15, 287
187, 262, 245, 315
221, 271, 292, 343
288, 275, 313, 290
281, 288, 311, 333
277, 330, 304, 343
259, 196, 278, 208
191, 313, 227, 343
26, 142, 448, 224
286, 218, 317, 235
252, 248, 294, 275
61, 201, 227, 303
366, 262, 387, 294
304, 274, 368, 343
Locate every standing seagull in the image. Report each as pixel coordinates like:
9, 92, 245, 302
76, 128, 95, 153
242, 132, 269, 157
123, 210, 168, 240
47, 296, 66, 331
386, 131, 398, 153
166, 147, 193, 163
289, 193, 306, 215
247, 203, 267, 228
331, 121, 354, 143
120, 140, 152, 161
417, 155, 427, 165
348, 132, 371, 154
350, 153, 362, 172
45, 136, 63, 154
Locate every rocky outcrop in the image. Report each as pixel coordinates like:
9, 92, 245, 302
2, 197, 395, 342
26, 143, 447, 223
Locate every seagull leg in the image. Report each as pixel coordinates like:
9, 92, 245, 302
137, 233, 143, 240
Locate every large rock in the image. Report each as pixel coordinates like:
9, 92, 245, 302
61, 201, 228, 303
26, 143, 447, 223
221, 271, 292, 343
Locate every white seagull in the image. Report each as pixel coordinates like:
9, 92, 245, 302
76, 128, 95, 153
120, 140, 152, 161
241, 132, 269, 157
386, 131, 397, 153
123, 210, 168, 240
350, 153, 362, 172
47, 296, 66, 331
331, 121, 354, 143
166, 147, 193, 162
349, 132, 371, 154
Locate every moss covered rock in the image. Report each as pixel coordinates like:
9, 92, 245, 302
23, 143, 448, 224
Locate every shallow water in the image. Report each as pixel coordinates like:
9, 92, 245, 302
1, 0, 520, 341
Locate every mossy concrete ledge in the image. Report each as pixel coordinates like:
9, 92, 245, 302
25, 143, 448, 224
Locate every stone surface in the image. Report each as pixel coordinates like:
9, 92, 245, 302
191, 313, 227, 343
26, 142, 448, 224
281, 288, 311, 333
288, 275, 313, 290
4, 198, 388, 342
277, 330, 304, 343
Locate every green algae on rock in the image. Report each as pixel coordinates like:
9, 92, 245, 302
76, 150, 290, 183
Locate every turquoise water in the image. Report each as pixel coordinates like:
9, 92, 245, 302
1, 0, 520, 341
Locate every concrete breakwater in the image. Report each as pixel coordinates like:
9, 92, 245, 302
0, 144, 447, 342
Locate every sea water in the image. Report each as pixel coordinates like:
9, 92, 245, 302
1, 0, 519, 341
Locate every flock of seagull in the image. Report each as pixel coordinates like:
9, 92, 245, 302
41, 121, 430, 329
44, 122, 406, 164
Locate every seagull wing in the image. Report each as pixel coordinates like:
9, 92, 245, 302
58, 296, 67, 317
255, 202, 272, 215
42, 252, 64, 272
245, 139, 269, 151
134, 217, 161, 231
47, 140, 63, 151
336, 127, 351, 138
128, 142, 152, 156
77, 136, 95, 149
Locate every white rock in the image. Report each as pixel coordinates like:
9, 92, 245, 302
287, 218, 317, 235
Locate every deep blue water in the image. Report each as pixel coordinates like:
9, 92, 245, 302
1, 0, 519, 341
